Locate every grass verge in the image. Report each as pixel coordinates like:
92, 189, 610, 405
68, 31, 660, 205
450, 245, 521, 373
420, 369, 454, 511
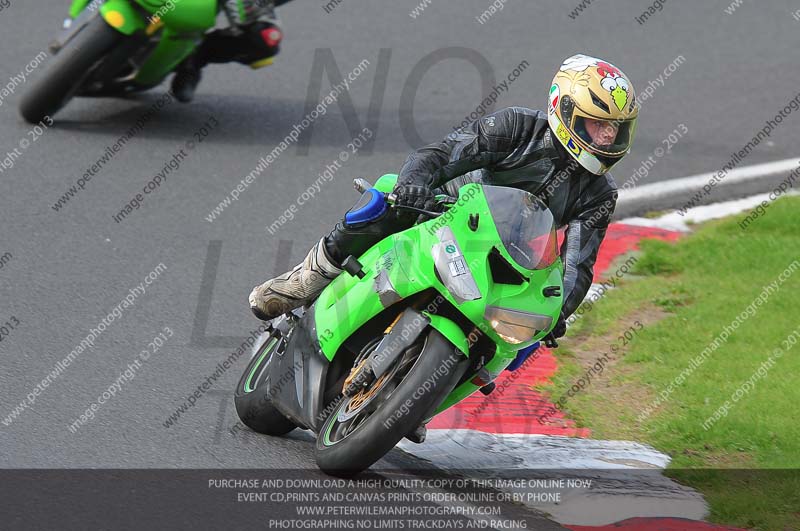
538, 196, 800, 531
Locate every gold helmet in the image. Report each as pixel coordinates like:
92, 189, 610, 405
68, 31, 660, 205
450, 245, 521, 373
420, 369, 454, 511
548, 54, 639, 175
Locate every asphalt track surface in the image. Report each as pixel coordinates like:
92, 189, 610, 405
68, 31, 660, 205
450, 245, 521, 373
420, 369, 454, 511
0, 0, 797, 522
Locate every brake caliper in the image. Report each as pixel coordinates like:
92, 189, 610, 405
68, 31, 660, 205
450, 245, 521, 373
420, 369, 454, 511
342, 359, 375, 397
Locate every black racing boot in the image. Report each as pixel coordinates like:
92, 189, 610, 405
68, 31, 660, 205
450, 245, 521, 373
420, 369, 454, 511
171, 55, 203, 103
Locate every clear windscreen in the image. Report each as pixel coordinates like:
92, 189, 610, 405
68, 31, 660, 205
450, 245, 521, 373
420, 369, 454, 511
483, 185, 558, 270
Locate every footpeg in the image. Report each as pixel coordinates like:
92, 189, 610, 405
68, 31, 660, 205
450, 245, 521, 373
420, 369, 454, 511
479, 382, 496, 395
341, 256, 366, 279
405, 424, 427, 444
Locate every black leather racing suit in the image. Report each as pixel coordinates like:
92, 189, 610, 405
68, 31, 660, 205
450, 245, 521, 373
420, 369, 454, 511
324, 106, 618, 321
192, 0, 292, 67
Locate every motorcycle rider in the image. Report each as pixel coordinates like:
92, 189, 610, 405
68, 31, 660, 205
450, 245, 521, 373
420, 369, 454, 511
249, 54, 639, 344
171, 0, 292, 103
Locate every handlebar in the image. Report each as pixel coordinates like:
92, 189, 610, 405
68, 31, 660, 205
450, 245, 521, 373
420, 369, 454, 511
353, 178, 372, 194
352, 178, 452, 220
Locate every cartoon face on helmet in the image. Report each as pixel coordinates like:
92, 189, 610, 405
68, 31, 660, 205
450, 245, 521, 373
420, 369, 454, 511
548, 54, 639, 175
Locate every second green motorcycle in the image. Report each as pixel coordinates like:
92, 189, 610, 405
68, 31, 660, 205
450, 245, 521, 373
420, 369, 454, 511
20, 0, 219, 123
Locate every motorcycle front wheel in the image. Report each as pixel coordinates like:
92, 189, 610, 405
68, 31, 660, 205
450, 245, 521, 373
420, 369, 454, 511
19, 14, 123, 123
315, 329, 467, 477
233, 330, 297, 436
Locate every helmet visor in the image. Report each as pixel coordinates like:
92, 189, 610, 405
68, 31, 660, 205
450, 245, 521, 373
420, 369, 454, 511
574, 116, 636, 156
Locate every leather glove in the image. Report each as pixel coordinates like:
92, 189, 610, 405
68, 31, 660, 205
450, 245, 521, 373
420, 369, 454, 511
392, 183, 435, 211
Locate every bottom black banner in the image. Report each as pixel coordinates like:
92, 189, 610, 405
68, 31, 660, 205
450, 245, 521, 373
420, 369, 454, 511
0, 469, 797, 530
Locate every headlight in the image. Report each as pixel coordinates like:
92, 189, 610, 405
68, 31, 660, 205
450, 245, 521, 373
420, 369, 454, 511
484, 306, 553, 345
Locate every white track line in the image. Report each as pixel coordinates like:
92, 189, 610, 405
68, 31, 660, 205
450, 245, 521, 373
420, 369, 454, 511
620, 190, 799, 232
618, 157, 799, 205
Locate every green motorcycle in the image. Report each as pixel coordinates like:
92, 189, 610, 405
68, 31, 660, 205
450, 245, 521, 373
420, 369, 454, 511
19, 0, 218, 123
234, 175, 564, 477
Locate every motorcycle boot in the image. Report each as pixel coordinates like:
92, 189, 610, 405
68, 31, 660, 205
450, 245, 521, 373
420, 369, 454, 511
249, 237, 342, 321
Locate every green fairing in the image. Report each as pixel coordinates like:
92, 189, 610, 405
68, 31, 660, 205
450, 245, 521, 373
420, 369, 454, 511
135, 0, 217, 32
317, 175, 562, 357
133, 27, 205, 85
371, 173, 399, 194
313, 174, 563, 416
69, 0, 217, 85
69, 0, 92, 19
100, 1, 146, 34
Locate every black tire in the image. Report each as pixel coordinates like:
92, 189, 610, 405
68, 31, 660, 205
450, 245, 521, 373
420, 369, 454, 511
315, 329, 468, 477
19, 15, 123, 123
233, 331, 297, 436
